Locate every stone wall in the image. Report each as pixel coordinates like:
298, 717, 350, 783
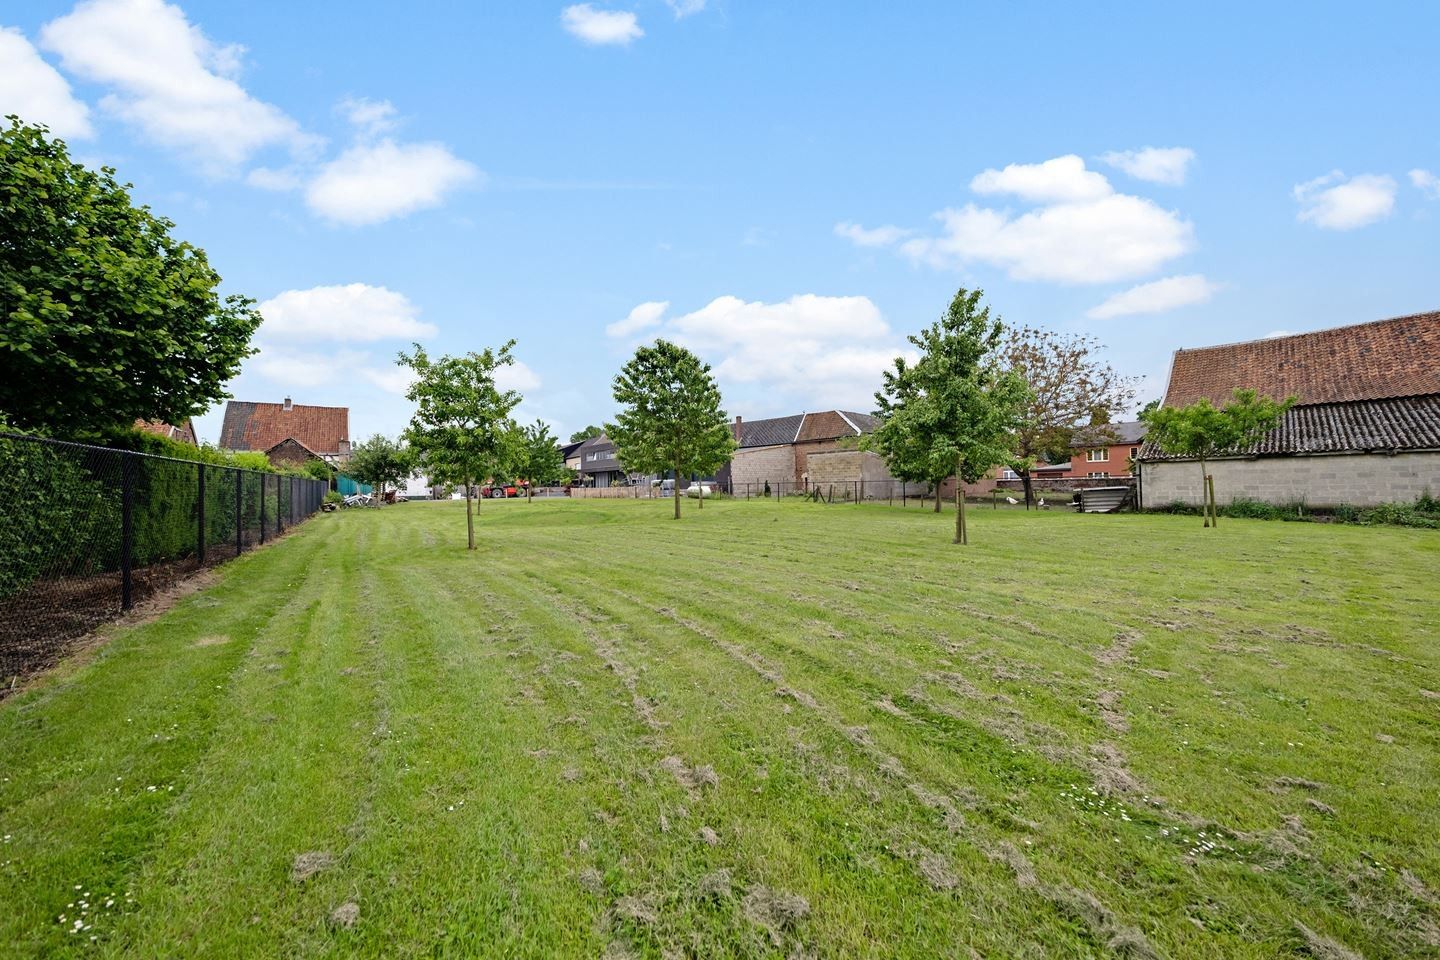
1139, 452, 1440, 508
730, 445, 796, 488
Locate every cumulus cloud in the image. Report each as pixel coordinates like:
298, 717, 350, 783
0, 26, 93, 139
1293, 171, 1396, 230
841, 154, 1194, 284
1086, 274, 1218, 319
305, 139, 479, 225
618, 294, 912, 413
970, 154, 1112, 203
1099, 147, 1195, 186
40, 0, 315, 173
561, 5, 643, 45
665, 0, 707, 17
833, 222, 911, 247
1410, 168, 1440, 200
338, 96, 398, 137
258, 284, 437, 342
606, 301, 669, 337
496, 360, 542, 393
245, 166, 301, 191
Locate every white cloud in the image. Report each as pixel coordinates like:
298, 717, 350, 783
245, 166, 301, 191
624, 294, 912, 413
1263, 330, 1297, 339
40, 0, 315, 173
1086, 274, 1218, 319
0, 26, 93, 139
338, 96, 398, 137
305, 139, 479, 225
833, 222, 911, 247
496, 360, 542, 393
970, 154, 1112, 203
1100, 147, 1195, 186
1293, 171, 1396, 230
561, 5, 643, 45
1410, 168, 1440, 200
606, 300, 669, 337
258, 284, 437, 342
665, 0, 707, 16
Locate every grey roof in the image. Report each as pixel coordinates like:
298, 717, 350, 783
1072, 420, 1147, 447
736, 415, 805, 448
1139, 394, 1440, 460
839, 411, 881, 433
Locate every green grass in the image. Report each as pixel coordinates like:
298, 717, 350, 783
2, 499, 1437, 958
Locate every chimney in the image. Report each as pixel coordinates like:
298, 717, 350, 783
733, 415, 743, 442
283, 396, 293, 411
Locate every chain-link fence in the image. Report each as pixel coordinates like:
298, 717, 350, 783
0, 432, 328, 688
728, 479, 941, 504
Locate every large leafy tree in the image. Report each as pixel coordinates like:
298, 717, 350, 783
1001, 327, 1137, 508
569, 425, 604, 443
397, 341, 522, 549
608, 340, 735, 520
517, 419, 564, 502
0, 118, 261, 437
869, 288, 1030, 544
346, 434, 413, 503
1142, 389, 1293, 528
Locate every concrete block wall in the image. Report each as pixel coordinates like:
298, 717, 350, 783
1140, 452, 1439, 508
730, 445, 796, 488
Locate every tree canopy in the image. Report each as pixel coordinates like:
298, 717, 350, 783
397, 341, 522, 548
0, 118, 261, 437
569, 425, 604, 443
1001, 327, 1137, 507
346, 434, 413, 501
517, 420, 564, 501
868, 288, 1030, 544
608, 340, 735, 519
1142, 388, 1294, 527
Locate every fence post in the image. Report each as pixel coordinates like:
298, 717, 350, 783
121, 454, 135, 611
197, 463, 207, 565
235, 471, 243, 555
259, 473, 267, 544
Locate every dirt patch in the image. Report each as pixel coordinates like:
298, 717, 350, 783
699, 826, 720, 846
1401, 869, 1435, 903
1050, 886, 1158, 959
1294, 921, 1363, 960
659, 756, 719, 792
1096, 689, 1128, 733
1089, 742, 1144, 796
192, 634, 231, 647
742, 885, 810, 944
1304, 798, 1335, 815
613, 894, 658, 926
577, 868, 604, 894
1274, 776, 1324, 792
292, 850, 335, 883
1098, 630, 1143, 666
916, 852, 959, 891
1375, 732, 1395, 744
1421, 689, 1440, 700
329, 901, 360, 929
697, 868, 732, 899
561, 766, 582, 783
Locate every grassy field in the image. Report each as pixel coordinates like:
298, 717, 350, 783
1, 498, 1437, 958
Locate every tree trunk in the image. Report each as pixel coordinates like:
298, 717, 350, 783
697, 477, 703, 510
933, 482, 941, 512
1208, 473, 1219, 527
1020, 469, 1034, 510
465, 479, 476, 550
673, 466, 682, 520
1199, 458, 1210, 528
954, 454, 967, 545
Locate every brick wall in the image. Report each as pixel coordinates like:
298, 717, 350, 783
1139, 452, 1440, 508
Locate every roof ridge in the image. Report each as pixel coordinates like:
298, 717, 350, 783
835, 410, 861, 434
1173, 309, 1438, 354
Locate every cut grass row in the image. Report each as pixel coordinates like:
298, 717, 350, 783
1, 498, 1436, 957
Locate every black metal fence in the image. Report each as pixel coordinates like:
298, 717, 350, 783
730, 479, 937, 503
0, 432, 328, 687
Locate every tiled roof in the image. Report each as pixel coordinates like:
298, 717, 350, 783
220, 401, 349, 454
1162, 311, 1440, 408
736, 415, 805, 448
1139, 394, 1440, 460
133, 418, 197, 445
1072, 420, 1147, 447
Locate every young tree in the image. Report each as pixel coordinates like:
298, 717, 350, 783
397, 341, 522, 549
346, 434, 412, 503
569, 425, 604, 443
518, 420, 564, 502
608, 340, 736, 520
1001, 327, 1137, 509
0, 119, 261, 437
1142, 389, 1294, 527
869, 288, 1030, 544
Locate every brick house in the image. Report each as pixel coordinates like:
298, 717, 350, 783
133, 418, 198, 446
1065, 421, 1147, 479
1138, 311, 1440, 508
219, 397, 351, 469
723, 410, 890, 492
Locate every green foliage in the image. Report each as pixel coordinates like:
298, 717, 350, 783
303, 458, 335, 483
568, 425, 604, 444
607, 340, 736, 519
866, 288, 1030, 542
398, 340, 523, 547
324, 490, 345, 506
518, 420, 565, 497
346, 434, 413, 497
0, 118, 262, 437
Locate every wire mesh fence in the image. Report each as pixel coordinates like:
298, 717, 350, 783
0, 432, 327, 688
728, 479, 942, 504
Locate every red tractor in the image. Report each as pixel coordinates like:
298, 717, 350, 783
480, 482, 520, 499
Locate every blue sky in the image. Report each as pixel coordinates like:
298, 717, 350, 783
5, 1, 1437, 444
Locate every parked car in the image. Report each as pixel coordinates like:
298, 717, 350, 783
480, 483, 520, 499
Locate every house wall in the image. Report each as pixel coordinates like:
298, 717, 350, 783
805, 450, 895, 493
1139, 451, 1440, 508
266, 438, 317, 469
1068, 442, 1141, 479
730, 445, 796, 489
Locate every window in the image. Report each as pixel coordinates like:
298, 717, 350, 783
1130, 446, 1139, 459
1086, 448, 1108, 462
1087, 471, 1111, 479
1000, 468, 1019, 480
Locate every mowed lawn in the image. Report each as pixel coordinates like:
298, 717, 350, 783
1, 499, 1437, 958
